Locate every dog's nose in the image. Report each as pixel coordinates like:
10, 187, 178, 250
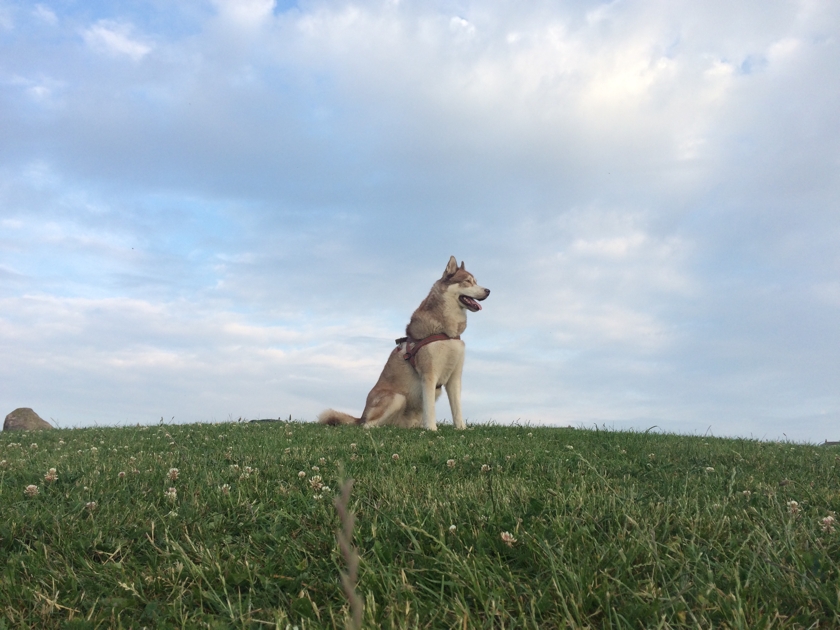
485, 288, 491, 296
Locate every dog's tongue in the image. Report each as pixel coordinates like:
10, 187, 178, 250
462, 296, 482, 311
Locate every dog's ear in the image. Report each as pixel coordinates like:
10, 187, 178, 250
443, 256, 458, 279
459, 261, 465, 270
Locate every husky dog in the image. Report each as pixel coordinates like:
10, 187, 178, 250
318, 256, 490, 431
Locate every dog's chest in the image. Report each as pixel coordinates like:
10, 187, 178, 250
396, 337, 464, 375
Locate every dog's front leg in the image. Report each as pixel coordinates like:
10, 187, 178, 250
445, 349, 466, 430
421, 376, 438, 431
446, 373, 465, 431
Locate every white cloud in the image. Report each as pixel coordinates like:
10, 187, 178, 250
767, 36, 800, 63
82, 20, 152, 61
33, 4, 57, 25
6, 74, 64, 106
449, 16, 476, 41
0, 294, 388, 426
212, 0, 275, 27
0, 5, 12, 30
570, 233, 647, 258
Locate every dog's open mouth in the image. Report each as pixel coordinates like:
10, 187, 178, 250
459, 295, 482, 312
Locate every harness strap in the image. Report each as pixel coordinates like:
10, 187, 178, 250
394, 333, 460, 368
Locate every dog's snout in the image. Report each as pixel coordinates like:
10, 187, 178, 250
484, 288, 491, 296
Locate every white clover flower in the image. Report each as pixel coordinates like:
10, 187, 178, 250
311, 465, 320, 472
309, 475, 323, 491
449, 524, 457, 533
44, 468, 58, 483
0, 460, 7, 469
787, 500, 800, 515
705, 467, 715, 473
821, 515, 835, 533
319, 457, 326, 465
168, 468, 179, 481
298, 471, 306, 478
25, 484, 39, 497
500, 531, 517, 547
220, 484, 231, 495
392, 453, 400, 461
30, 443, 38, 450
742, 490, 751, 498
85, 501, 97, 512
481, 464, 491, 473
164, 487, 177, 502
118, 471, 126, 479
566, 445, 574, 450
447, 459, 456, 468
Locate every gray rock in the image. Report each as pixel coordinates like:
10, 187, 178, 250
3, 408, 53, 431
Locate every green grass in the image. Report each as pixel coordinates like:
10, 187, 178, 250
1, 421, 838, 629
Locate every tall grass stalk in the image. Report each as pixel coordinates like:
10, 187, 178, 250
334, 479, 363, 629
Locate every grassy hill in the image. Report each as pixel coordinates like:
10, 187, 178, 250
1, 420, 838, 628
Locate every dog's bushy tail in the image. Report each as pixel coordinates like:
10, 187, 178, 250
318, 409, 362, 426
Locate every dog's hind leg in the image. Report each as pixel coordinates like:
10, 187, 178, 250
362, 392, 406, 428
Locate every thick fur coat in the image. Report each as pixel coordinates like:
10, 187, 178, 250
318, 256, 490, 431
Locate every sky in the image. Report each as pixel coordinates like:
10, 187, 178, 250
1, 0, 838, 442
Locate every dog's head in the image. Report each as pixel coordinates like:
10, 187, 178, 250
441, 255, 490, 312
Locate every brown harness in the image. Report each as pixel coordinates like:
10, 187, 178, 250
394, 334, 460, 368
